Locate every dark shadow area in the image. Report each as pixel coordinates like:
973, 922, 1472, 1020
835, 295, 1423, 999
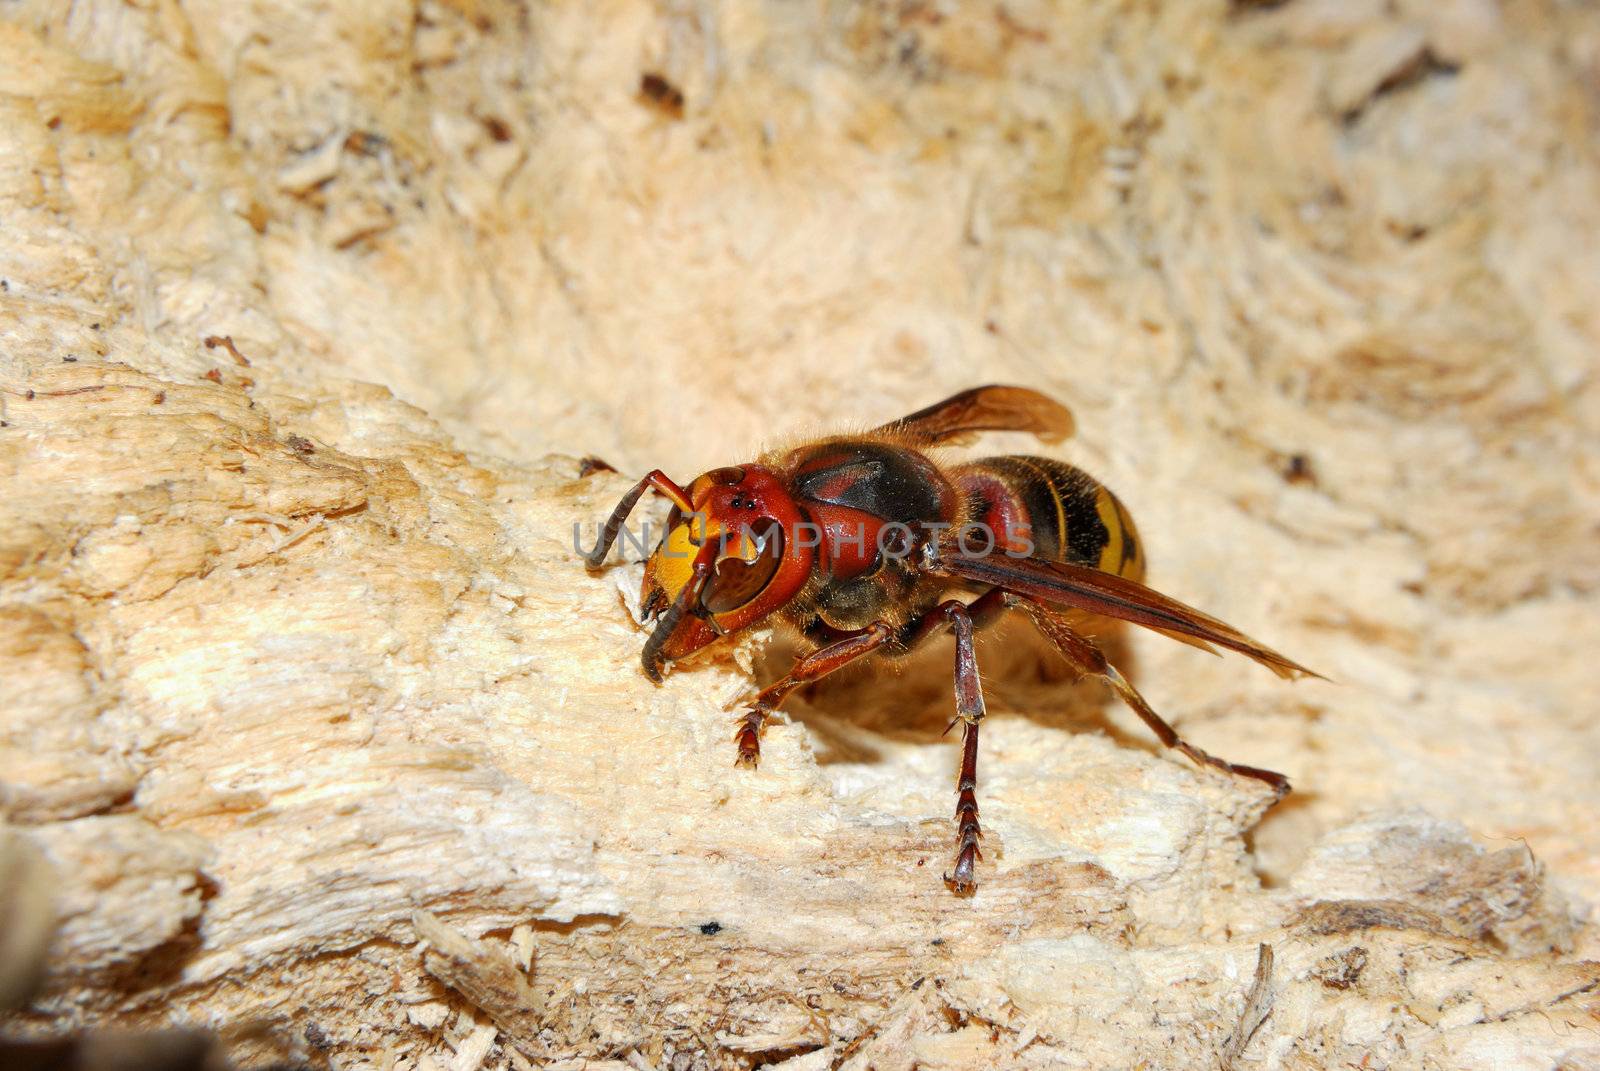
751, 614, 1158, 766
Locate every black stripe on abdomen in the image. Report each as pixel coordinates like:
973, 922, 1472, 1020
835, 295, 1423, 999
957, 456, 1110, 567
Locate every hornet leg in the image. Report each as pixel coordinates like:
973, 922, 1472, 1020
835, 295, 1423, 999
896, 591, 1009, 891
735, 622, 896, 767
736, 587, 1008, 771
741, 592, 1004, 895
1016, 597, 1290, 799
899, 591, 1009, 892
941, 600, 988, 894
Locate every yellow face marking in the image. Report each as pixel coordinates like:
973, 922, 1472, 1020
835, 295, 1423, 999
646, 517, 761, 606
648, 519, 701, 605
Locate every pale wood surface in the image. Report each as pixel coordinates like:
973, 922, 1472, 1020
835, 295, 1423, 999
2, 2, 1598, 1068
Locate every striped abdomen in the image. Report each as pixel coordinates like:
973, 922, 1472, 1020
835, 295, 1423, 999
953, 456, 1145, 581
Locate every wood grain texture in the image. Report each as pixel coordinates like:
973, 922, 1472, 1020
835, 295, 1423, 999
1, 1, 1598, 1068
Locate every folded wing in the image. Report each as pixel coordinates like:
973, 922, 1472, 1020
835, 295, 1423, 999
930, 549, 1319, 680
873, 385, 1075, 447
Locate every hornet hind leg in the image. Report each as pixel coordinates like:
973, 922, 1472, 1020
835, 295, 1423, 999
1016, 597, 1291, 799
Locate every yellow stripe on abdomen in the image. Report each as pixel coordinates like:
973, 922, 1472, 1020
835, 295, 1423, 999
1094, 487, 1145, 583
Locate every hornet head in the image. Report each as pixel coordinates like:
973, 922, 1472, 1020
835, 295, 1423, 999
639, 464, 815, 680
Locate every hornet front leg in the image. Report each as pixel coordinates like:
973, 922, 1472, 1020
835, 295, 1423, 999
732, 622, 896, 767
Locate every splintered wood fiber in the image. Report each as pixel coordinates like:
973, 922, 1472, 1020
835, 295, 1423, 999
1, 2, 1598, 1069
